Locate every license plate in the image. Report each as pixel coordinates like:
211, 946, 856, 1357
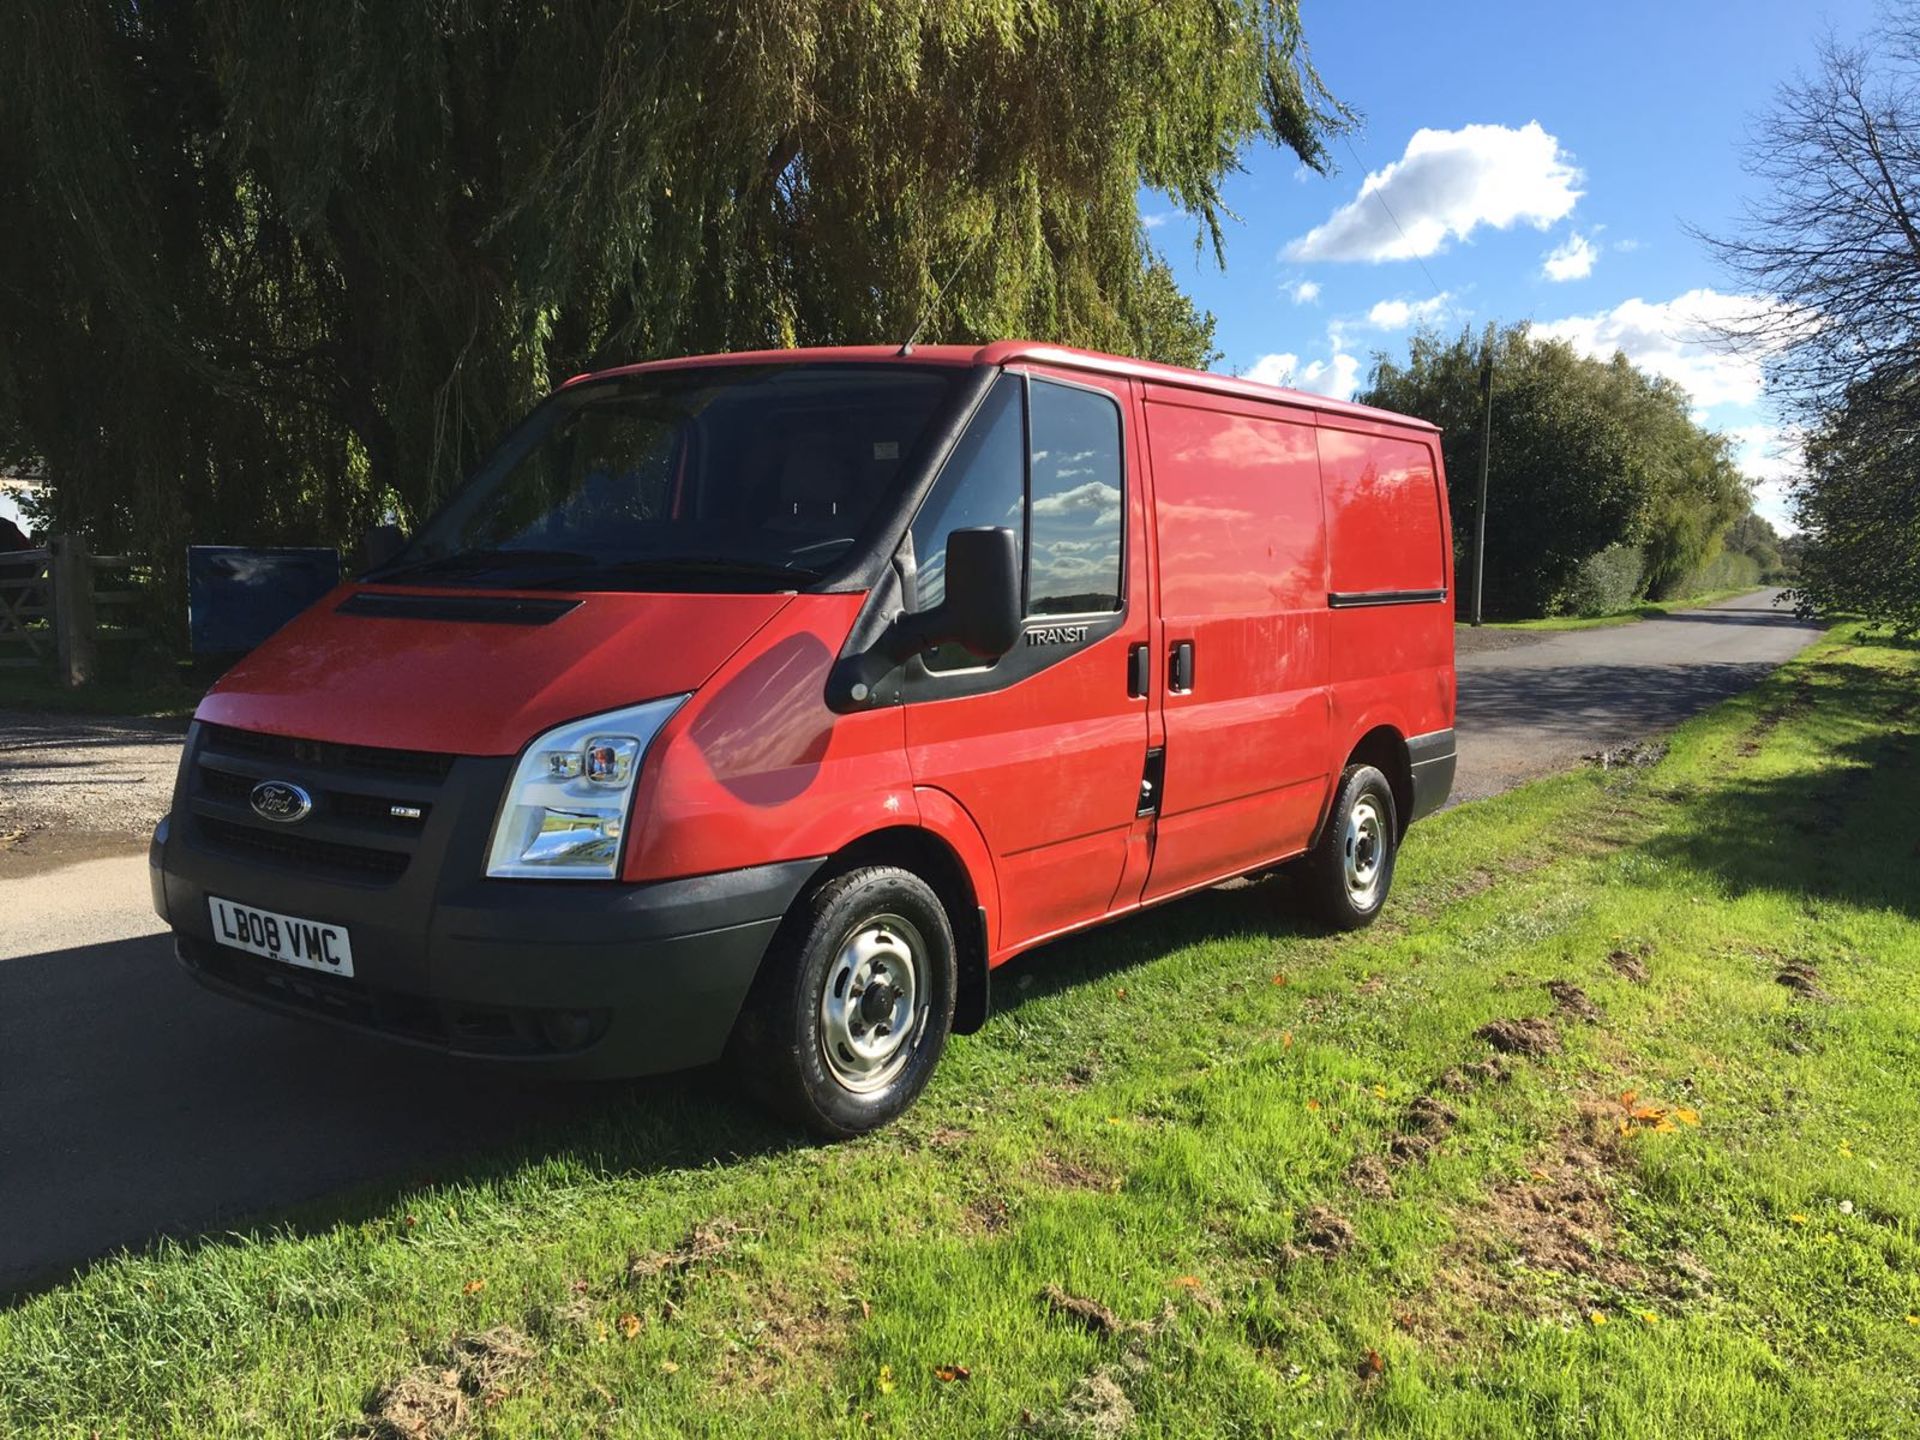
207, 896, 355, 978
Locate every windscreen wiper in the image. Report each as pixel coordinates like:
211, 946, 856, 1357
365, 547, 598, 583
581, 555, 824, 585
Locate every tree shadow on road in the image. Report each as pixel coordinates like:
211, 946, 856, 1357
1456, 661, 1789, 740
0, 929, 798, 1300
0, 870, 1325, 1303
1639, 609, 1816, 629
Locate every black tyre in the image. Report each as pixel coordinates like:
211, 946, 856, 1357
1302, 763, 1398, 930
730, 865, 956, 1137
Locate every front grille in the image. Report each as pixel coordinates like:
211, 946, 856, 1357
199, 764, 432, 829
198, 766, 254, 802
200, 723, 453, 780
189, 725, 451, 884
198, 816, 411, 880
332, 790, 431, 825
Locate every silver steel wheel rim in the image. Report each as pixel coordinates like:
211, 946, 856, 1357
1344, 794, 1387, 907
819, 913, 925, 1094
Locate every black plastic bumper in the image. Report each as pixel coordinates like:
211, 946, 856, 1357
154, 723, 821, 1077
1407, 727, 1457, 823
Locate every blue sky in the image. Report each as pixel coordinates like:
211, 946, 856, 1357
1156, 0, 1882, 529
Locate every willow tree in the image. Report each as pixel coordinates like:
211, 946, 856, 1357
0, 0, 1348, 578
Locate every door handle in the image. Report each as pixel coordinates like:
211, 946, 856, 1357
1127, 642, 1149, 698
1169, 639, 1195, 694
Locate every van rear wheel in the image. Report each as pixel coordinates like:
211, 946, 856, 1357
731, 865, 956, 1138
1302, 763, 1398, 930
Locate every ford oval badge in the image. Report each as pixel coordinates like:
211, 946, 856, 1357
249, 779, 313, 824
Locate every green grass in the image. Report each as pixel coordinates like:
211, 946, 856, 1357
4, 627, 1917, 1438
0, 666, 203, 719
1467, 586, 1764, 632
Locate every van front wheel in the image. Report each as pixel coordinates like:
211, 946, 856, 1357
1303, 764, 1399, 930
731, 866, 956, 1138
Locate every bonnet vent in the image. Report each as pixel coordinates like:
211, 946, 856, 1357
336, 591, 582, 626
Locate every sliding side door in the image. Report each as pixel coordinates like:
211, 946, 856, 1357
1140, 387, 1331, 901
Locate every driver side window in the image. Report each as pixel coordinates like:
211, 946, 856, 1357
906, 372, 1128, 674
907, 374, 1024, 616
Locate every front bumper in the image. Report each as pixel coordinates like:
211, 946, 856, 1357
154, 722, 820, 1077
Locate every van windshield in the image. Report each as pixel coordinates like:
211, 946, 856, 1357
374, 364, 963, 591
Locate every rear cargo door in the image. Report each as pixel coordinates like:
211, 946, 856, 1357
1139, 387, 1330, 901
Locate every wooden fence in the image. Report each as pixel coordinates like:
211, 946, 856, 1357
0, 537, 149, 685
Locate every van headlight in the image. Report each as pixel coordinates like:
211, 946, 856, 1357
486, 696, 688, 879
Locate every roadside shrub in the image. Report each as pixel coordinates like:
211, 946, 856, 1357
1558, 543, 1646, 616
1680, 549, 1762, 596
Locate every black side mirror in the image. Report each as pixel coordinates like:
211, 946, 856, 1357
893, 526, 1023, 661
358, 523, 408, 573
828, 525, 1022, 709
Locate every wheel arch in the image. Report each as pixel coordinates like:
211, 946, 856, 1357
804, 823, 994, 1035
1345, 723, 1415, 837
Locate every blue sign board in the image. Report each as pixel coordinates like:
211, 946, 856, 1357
187, 546, 341, 655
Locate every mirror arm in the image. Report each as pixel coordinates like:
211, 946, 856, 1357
878, 608, 941, 662
826, 608, 939, 713
823, 525, 1021, 713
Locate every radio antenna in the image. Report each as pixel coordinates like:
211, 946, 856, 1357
899, 230, 987, 355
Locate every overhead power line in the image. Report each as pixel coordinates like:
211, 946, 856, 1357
1340, 133, 1447, 304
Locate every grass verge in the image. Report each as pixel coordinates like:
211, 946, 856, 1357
3, 627, 1916, 1438
1468, 586, 1764, 632
0, 667, 203, 720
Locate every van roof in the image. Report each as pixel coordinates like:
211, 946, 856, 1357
566, 342, 1439, 434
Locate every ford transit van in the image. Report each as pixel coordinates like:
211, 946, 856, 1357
152, 343, 1456, 1135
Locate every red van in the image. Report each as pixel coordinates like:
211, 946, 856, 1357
152, 343, 1455, 1135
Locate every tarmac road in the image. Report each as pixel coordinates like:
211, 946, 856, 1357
0, 587, 1825, 1293
1450, 588, 1825, 802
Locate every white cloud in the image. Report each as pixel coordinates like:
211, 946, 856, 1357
1141, 211, 1173, 230
1542, 230, 1598, 282
1727, 422, 1804, 486
1031, 479, 1121, 517
1285, 122, 1582, 263
1365, 292, 1453, 330
1244, 350, 1362, 400
1289, 280, 1322, 305
1244, 353, 1299, 387
1724, 421, 1806, 531
1535, 289, 1796, 409
1299, 353, 1363, 398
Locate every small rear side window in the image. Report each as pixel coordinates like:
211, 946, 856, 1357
1027, 379, 1124, 616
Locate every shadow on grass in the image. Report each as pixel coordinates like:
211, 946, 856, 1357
0, 869, 1326, 1306
0, 928, 802, 1303
1852, 627, 1920, 652
989, 869, 1320, 1010
1634, 658, 1918, 920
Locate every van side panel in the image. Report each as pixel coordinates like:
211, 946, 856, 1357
1317, 423, 1455, 774
1139, 386, 1330, 899
623, 593, 920, 882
